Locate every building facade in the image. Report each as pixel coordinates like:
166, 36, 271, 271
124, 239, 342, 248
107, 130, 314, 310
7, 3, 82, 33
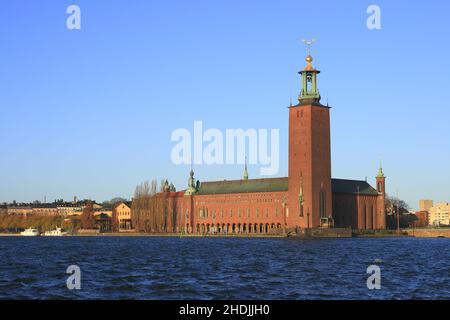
133, 48, 386, 233
114, 202, 133, 231
428, 203, 450, 226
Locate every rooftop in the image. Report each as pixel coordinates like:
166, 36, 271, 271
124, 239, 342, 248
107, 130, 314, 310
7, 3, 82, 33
195, 177, 378, 196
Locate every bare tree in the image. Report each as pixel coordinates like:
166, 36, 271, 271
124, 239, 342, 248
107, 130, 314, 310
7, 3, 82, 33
81, 201, 96, 229
111, 206, 119, 232
160, 179, 167, 192
132, 179, 163, 233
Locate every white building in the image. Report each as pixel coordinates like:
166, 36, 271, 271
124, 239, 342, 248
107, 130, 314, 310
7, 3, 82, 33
428, 203, 450, 226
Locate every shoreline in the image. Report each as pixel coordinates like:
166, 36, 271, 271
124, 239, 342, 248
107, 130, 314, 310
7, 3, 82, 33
0, 232, 286, 238
0, 232, 448, 238
0, 228, 450, 239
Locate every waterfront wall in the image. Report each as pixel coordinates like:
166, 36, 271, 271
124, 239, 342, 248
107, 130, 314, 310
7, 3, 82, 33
403, 228, 450, 238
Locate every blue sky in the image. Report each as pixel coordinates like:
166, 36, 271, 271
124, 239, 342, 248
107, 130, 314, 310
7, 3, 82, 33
1, 0, 449, 209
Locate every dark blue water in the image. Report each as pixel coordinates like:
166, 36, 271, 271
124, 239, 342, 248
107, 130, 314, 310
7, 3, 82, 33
0, 236, 449, 299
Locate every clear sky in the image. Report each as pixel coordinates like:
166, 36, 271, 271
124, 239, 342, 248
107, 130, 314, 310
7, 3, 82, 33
1, 0, 449, 209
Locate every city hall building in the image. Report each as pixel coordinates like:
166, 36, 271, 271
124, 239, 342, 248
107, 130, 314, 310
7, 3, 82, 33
138, 48, 386, 234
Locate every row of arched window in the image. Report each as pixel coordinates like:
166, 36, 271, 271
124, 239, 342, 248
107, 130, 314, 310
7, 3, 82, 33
198, 207, 281, 220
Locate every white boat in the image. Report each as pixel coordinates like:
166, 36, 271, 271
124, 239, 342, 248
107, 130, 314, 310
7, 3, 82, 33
20, 228, 40, 236
43, 227, 67, 236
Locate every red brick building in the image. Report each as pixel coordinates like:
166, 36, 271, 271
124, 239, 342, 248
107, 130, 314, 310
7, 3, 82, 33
135, 48, 386, 233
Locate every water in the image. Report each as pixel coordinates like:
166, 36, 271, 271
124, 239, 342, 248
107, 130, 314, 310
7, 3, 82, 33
0, 236, 449, 299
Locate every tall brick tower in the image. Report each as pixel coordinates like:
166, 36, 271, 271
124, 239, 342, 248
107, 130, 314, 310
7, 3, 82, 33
287, 42, 332, 229
375, 164, 386, 229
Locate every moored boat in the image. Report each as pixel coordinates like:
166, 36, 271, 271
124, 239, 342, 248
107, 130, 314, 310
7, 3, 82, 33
43, 227, 67, 236
20, 228, 40, 236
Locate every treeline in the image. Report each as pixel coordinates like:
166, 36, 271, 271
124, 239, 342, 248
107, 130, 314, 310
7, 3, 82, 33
131, 179, 175, 233
386, 213, 419, 229
0, 214, 68, 233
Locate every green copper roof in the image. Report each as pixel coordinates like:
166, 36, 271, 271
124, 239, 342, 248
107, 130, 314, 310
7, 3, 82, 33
331, 179, 378, 196
197, 177, 288, 195
195, 177, 378, 196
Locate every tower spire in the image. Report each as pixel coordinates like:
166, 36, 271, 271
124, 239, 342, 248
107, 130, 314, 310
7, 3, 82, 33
377, 160, 385, 178
299, 39, 321, 104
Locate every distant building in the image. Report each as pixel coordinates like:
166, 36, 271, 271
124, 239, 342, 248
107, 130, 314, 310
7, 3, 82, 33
5, 201, 103, 217
419, 199, 433, 212
7, 205, 32, 216
114, 202, 133, 231
32, 204, 58, 216
65, 201, 103, 216
95, 213, 112, 232
56, 203, 83, 216
94, 208, 112, 217
429, 203, 450, 226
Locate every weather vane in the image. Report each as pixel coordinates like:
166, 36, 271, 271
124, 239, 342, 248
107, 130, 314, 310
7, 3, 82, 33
302, 39, 317, 54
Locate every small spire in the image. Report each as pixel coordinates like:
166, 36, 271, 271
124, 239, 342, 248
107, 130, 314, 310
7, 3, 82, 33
243, 156, 249, 180
377, 160, 385, 178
